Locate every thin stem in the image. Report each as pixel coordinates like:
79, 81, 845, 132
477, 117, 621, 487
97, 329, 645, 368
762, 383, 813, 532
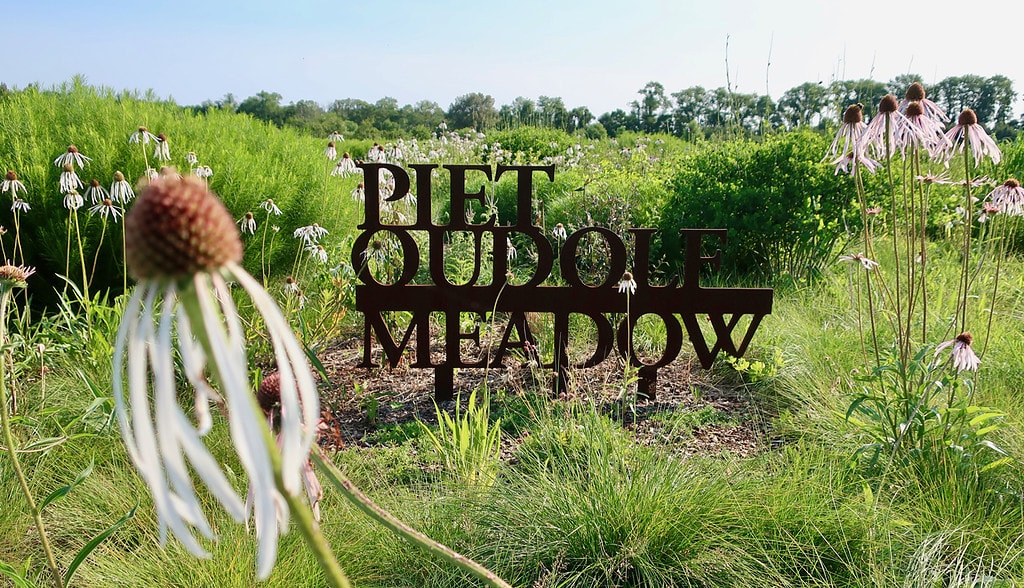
312, 450, 514, 588
89, 217, 108, 286
0, 288, 65, 588
73, 213, 90, 302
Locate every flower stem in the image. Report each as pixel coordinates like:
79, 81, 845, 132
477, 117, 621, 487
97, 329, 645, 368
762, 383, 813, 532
0, 289, 65, 588
312, 449, 513, 588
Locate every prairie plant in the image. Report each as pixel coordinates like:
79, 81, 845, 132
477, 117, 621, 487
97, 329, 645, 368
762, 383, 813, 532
420, 387, 502, 489
833, 86, 1013, 475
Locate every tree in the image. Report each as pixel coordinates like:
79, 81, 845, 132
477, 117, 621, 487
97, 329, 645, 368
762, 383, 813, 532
598, 109, 634, 137
778, 82, 827, 129
537, 95, 568, 130
827, 79, 888, 120
633, 81, 670, 133
237, 91, 287, 126
447, 93, 498, 131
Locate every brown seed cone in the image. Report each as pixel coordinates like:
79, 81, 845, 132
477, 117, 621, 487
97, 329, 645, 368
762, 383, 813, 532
958, 109, 979, 126
878, 95, 898, 114
125, 175, 242, 280
905, 82, 926, 101
257, 372, 281, 413
842, 104, 863, 124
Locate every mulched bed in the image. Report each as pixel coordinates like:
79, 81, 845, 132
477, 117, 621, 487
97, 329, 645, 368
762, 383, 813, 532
314, 334, 769, 458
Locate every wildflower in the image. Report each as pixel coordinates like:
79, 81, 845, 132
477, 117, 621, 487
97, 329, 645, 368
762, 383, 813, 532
898, 101, 950, 158
915, 171, 953, 185
293, 223, 328, 244
617, 271, 637, 295
110, 171, 136, 204
129, 126, 159, 144
186, 152, 199, 166
260, 198, 282, 215
865, 206, 882, 216
239, 212, 256, 235
153, 133, 171, 161
63, 189, 84, 211
331, 153, 358, 177
898, 82, 948, 123
839, 252, 879, 270
53, 145, 92, 168
195, 165, 214, 179
826, 104, 866, 160
363, 239, 387, 264
284, 276, 299, 294
366, 143, 385, 162
327, 131, 344, 142
324, 141, 337, 161
351, 183, 365, 202
984, 178, 1024, 217
85, 178, 110, 205
250, 373, 323, 522
306, 243, 328, 264
860, 95, 918, 159
831, 150, 881, 175
507, 237, 517, 260
935, 332, 981, 372
114, 175, 319, 579
59, 163, 84, 193
2, 171, 27, 198
144, 167, 159, 180
941, 109, 1001, 167
552, 223, 567, 240
0, 264, 35, 290
11, 198, 30, 213
89, 198, 124, 222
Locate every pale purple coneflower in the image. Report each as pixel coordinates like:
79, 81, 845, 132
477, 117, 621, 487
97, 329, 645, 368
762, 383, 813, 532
898, 82, 949, 124
324, 142, 337, 161
898, 101, 950, 159
284, 276, 299, 294
53, 145, 92, 169
351, 182, 365, 203
331, 153, 358, 178
935, 332, 981, 372
194, 165, 214, 179
507, 237, 517, 260
260, 198, 282, 216
984, 178, 1024, 217
153, 133, 171, 162
85, 179, 110, 205
327, 131, 344, 142
941, 109, 1002, 167
865, 206, 883, 217
831, 150, 881, 176
110, 171, 136, 204
552, 223, 567, 240
859, 95, 919, 160
11, 198, 30, 213
114, 175, 319, 580
839, 252, 879, 271
2, 171, 27, 198
89, 198, 124, 222
239, 212, 256, 235
826, 104, 867, 160
306, 243, 328, 264
293, 223, 328, 244
63, 189, 84, 211
129, 126, 159, 145
59, 163, 84, 193
186, 152, 198, 166
617, 271, 637, 295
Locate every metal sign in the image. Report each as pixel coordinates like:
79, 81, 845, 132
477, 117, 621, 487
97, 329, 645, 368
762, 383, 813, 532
352, 163, 772, 401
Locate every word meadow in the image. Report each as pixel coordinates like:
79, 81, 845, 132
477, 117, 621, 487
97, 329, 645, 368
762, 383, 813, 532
352, 163, 773, 400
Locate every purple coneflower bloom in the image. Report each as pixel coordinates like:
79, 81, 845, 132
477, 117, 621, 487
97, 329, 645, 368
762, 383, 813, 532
53, 145, 92, 169
826, 104, 867, 160
89, 198, 124, 222
617, 271, 637, 295
153, 133, 171, 162
898, 82, 949, 124
129, 126, 159, 145
63, 189, 84, 211
935, 332, 981, 372
59, 163, 85, 193
941, 109, 1001, 167
331, 153, 359, 178
324, 141, 337, 161
293, 223, 328, 244
110, 171, 136, 204
984, 178, 1024, 216
839, 252, 879, 271
2, 171, 27, 198
859, 95, 919, 159
239, 212, 256, 235
85, 179, 110, 205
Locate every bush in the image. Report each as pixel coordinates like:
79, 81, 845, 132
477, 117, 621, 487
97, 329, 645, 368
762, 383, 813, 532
659, 130, 858, 282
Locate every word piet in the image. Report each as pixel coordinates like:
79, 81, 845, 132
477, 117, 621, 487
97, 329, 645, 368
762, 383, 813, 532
352, 163, 772, 400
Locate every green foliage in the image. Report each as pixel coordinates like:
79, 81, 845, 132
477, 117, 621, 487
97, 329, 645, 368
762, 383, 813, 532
484, 126, 574, 162
661, 129, 858, 281
419, 388, 502, 488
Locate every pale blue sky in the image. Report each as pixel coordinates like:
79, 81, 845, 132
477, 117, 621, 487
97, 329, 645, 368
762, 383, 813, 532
7, 0, 1024, 116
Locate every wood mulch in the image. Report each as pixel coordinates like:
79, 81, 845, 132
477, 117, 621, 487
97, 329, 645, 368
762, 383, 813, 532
313, 333, 770, 459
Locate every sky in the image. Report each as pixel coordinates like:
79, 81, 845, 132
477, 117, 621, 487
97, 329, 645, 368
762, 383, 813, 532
7, 0, 1024, 117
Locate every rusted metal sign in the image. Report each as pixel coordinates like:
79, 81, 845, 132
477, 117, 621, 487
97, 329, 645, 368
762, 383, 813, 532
352, 163, 772, 401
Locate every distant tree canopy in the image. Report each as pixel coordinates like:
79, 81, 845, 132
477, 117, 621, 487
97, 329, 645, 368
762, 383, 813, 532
181, 72, 1021, 141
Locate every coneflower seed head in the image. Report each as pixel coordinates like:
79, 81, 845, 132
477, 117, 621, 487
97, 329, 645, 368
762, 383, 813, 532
67, 145, 79, 154
904, 101, 924, 117
90, 178, 100, 188
905, 82, 926, 101
958, 109, 978, 126
124, 175, 243, 280
256, 372, 281, 413
1004, 179, 1020, 188
878, 95, 898, 114
955, 332, 974, 346
157, 133, 167, 141
113, 171, 126, 182
62, 163, 74, 173
5, 171, 16, 181
842, 104, 863, 124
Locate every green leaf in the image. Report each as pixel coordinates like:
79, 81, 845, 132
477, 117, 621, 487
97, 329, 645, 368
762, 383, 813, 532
64, 504, 138, 586
40, 459, 94, 511
0, 561, 38, 588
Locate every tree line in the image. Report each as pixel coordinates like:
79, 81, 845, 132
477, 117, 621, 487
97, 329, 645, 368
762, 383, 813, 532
184, 73, 1021, 141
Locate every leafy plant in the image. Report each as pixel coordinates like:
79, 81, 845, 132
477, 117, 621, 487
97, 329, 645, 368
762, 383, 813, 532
419, 387, 502, 488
